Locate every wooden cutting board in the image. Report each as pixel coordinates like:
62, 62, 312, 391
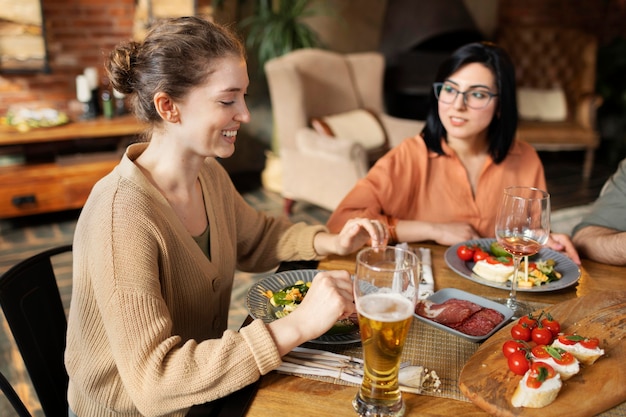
459, 290, 626, 417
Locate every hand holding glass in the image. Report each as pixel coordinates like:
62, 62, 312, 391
352, 246, 420, 417
495, 186, 550, 317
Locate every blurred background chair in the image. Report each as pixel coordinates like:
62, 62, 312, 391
0, 244, 72, 417
497, 26, 602, 182
264, 48, 424, 214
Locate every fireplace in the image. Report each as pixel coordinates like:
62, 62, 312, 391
380, 0, 484, 120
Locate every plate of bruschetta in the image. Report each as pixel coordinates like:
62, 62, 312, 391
459, 290, 626, 416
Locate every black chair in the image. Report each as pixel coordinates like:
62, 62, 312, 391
0, 369, 31, 417
0, 245, 72, 417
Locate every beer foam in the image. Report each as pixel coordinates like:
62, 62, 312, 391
357, 293, 414, 322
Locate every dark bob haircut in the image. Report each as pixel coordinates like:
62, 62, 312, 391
421, 41, 518, 164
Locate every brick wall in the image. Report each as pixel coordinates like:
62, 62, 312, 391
0, 0, 135, 115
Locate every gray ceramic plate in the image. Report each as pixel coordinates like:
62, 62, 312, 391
444, 238, 581, 293
246, 269, 360, 345
414, 288, 514, 342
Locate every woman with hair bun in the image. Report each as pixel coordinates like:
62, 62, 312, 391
65, 16, 384, 417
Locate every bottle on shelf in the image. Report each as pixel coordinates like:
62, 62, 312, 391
83, 67, 100, 117
101, 90, 114, 119
75, 74, 96, 120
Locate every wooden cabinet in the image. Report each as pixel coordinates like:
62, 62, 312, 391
0, 115, 144, 218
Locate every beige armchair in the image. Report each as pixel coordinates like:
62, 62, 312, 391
264, 48, 424, 214
497, 26, 602, 182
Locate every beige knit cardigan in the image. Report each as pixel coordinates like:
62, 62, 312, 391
66, 143, 326, 416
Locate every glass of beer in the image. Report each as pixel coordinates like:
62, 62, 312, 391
352, 246, 420, 417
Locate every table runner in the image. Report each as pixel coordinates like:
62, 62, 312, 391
277, 299, 626, 416
293, 311, 481, 403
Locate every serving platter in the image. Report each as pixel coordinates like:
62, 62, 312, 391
246, 269, 361, 345
414, 288, 514, 343
444, 238, 580, 292
459, 290, 626, 417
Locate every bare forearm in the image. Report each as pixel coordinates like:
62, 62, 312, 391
573, 226, 626, 266
266, 314, 311, 356
395, 220, 481, 246
395, 220, 436, 243
313, 231, 340, 256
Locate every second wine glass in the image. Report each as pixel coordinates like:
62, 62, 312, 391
495, 186, 551, 317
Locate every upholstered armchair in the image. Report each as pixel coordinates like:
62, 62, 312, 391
264, 48, 424, 214
497, 26, 602, 182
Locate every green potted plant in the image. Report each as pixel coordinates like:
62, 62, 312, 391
214, 0, 328, 71
241, 0, 326, 70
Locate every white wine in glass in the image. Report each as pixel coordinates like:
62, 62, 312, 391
495, 186, 550, 317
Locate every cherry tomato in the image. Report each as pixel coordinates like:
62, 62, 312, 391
502, 340, 525, 358
511, 323, 532, 342
553, 351, 576, 365
557, 334, 577, 345
507, 350, 531, 375
518, 314, 538, 330
580, 337, 600, 349
485, 256, 500, 264
531, 345, 576, 365
531, 345, 551, 360
526, 362, 556, 388
531, 326, 554, 345
557, 334, 599, 348
485, 256, 514, 266
456, 245, 476, 262
540, 313, 561, 336
473, 248, 489, 262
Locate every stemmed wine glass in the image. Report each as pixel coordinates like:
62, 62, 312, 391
495, 186, 551, 317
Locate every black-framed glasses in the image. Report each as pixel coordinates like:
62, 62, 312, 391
433, 82, 498, 109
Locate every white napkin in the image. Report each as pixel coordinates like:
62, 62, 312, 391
396, 243, 434, 299
277, 359, 364, 385
417, 247, 434, 299
276, 347, 426, 394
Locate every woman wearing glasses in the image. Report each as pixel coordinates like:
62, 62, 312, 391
327, 42, 579, 262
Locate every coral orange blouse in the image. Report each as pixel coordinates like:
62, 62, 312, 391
327, 135, 547, 241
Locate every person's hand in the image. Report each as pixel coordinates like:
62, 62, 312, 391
295, 270, 355, 333
267, 270, 355, 355
547, 233, 581, 265
337, 218, 389, 254
430, 222, 481, 246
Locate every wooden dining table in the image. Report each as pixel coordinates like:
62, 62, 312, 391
238, 242, 625, 417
